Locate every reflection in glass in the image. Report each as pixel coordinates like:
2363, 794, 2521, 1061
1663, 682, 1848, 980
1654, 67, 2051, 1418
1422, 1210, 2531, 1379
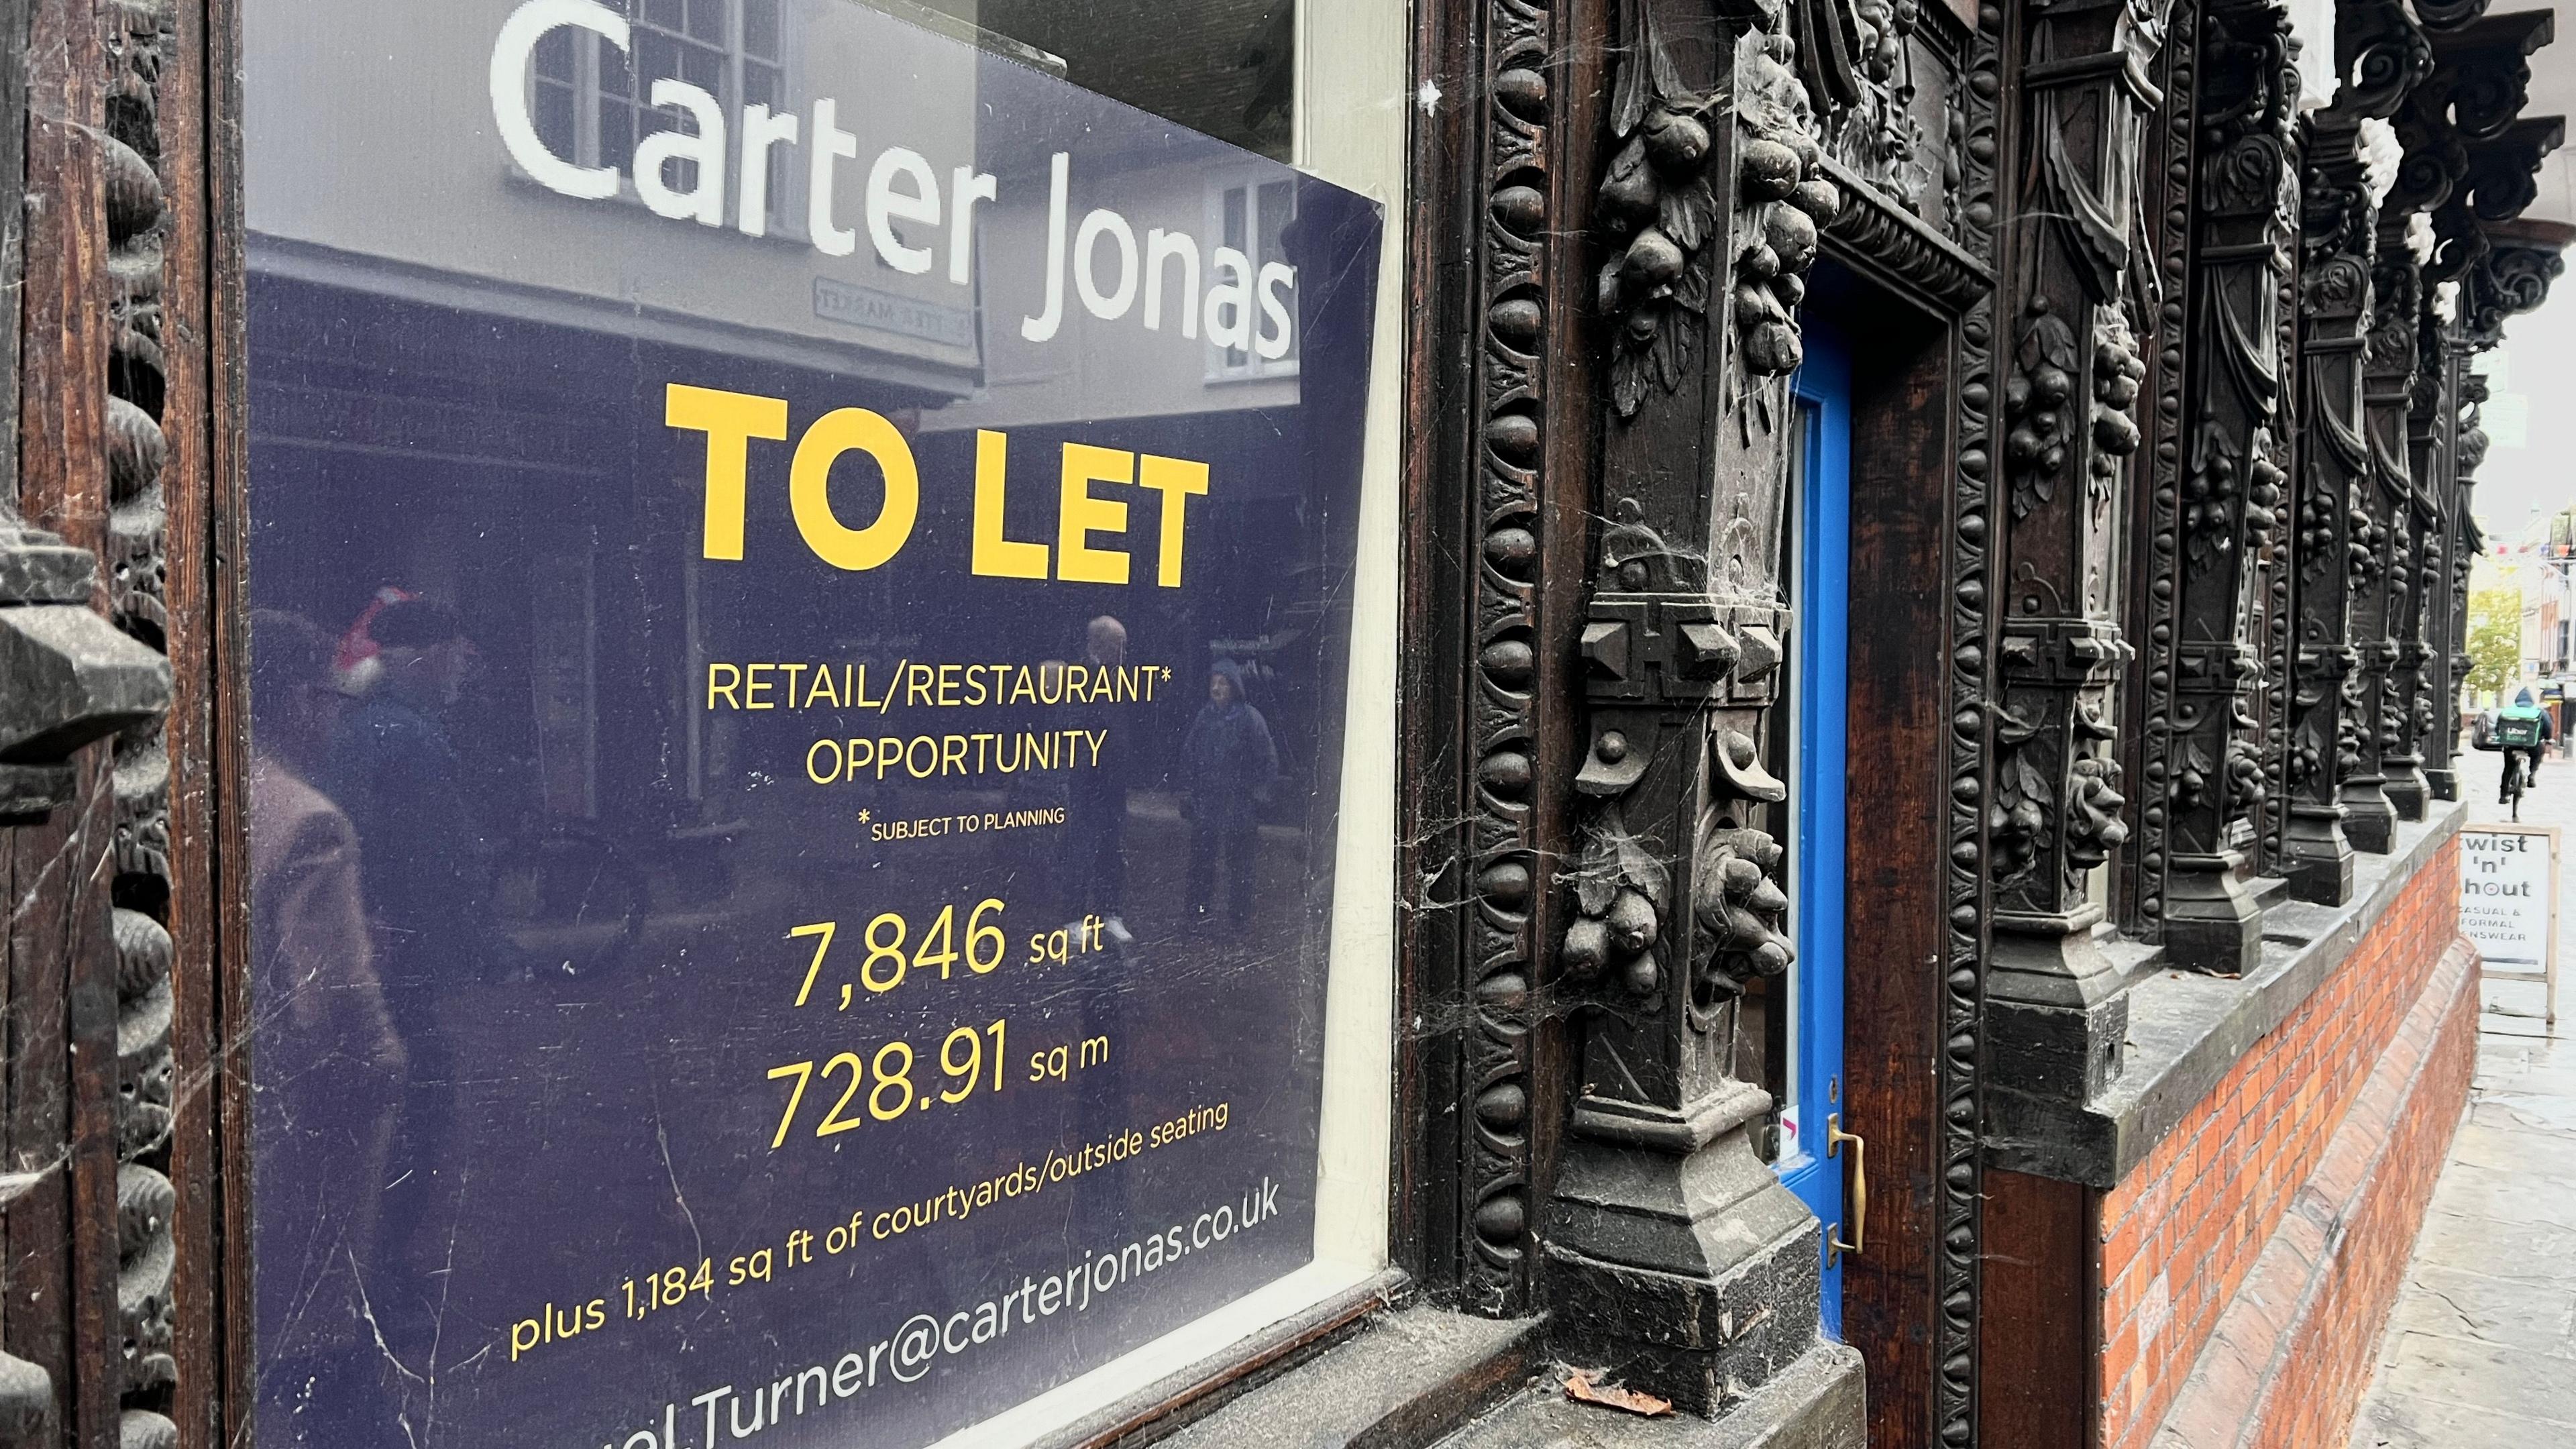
974, 0, 1296, 158
243, 2, 1379, 1445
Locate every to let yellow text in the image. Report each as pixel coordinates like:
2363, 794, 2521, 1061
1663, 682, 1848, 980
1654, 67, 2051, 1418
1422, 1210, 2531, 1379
665, 382, 1208, 586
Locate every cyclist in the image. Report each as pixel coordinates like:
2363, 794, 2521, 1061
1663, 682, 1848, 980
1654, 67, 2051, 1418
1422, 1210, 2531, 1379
2497, 687, 2557, 803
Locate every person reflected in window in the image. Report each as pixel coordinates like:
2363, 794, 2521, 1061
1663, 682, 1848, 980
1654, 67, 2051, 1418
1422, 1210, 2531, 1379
1068, 615, 1136, 945
1179, 659, 1278, 931
247, 608, 405, 1443
323, 596, 502, 1335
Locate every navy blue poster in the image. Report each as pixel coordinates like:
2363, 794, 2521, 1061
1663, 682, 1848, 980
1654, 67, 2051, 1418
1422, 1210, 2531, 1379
242, 2, 1381, 1445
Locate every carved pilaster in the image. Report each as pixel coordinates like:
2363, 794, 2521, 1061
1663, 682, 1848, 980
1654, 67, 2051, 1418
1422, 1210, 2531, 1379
1548, 5, 1854, 1421
1934, 9, 2004, 1440
1428, 0, 1570, 1320
2147, 0, 2298, 972
2371, 17, 2564, 819
102, 3, 183, 1441
2351, 230, 2420, 850
2393, 305, 2455, 818
2279, 1, 2420, 861
2282, 105, 2395, 900
2423, 347, 2473, 801
2443, 370, 2490, 792
2126, 0, 2194, 935
1988, 0, 2163, 1082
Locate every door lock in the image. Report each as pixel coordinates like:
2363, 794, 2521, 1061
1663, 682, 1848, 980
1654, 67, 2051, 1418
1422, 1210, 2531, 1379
1827, 1113, 1866, 1260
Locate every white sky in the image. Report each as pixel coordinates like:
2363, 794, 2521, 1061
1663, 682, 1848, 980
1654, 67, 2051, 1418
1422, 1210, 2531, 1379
2470, 284, 2576, 543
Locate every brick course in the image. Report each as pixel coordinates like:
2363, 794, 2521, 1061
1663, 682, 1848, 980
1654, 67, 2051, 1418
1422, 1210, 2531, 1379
2093, 836, 2469, 1449
2148, 936, 2477, 1448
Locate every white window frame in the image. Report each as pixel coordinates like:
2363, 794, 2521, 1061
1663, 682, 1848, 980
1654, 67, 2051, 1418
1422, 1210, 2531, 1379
1201, 166, 1303, 384
527, 0, 802, 236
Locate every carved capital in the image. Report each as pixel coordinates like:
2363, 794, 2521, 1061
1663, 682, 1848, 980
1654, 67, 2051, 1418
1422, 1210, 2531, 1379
2464, 229, 2569, 347
0, 517, 170, 818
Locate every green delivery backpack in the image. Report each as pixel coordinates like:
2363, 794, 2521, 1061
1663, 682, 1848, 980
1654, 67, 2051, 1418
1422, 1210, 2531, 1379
2497, 712, 2546, 748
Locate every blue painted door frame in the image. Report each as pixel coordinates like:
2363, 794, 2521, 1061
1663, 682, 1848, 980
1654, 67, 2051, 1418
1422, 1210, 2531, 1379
1774, 323, 1849, 1336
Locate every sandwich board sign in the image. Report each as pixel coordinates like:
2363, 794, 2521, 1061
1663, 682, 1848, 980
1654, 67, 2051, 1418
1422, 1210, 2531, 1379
2461, 823, 2561, 1028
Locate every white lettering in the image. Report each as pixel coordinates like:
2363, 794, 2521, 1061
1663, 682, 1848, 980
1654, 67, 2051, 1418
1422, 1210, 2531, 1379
737, 103, 800, 237
1204, 246, 1255, 351
635, 79, 727, 225
1076, 209, 1139, 320
808, 97, 860, 258
1255, 260, 1296, 359
1021, 152, 1071, 342
482, 15, 1303, 358
490, 0, 625, 201
867, 147, 941, 274
948, 166, 997, 284
1144, 229, 1199, 336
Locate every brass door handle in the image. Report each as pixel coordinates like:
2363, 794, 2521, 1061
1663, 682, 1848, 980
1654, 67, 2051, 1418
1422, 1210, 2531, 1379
1828, 1114, 1866, 1258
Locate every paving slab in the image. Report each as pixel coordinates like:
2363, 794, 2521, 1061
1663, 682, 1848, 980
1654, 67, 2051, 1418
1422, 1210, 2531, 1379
2381, 1267, 2576, 1358
2353, 1390, 2576, 1448
2349, 748, 2576, 1447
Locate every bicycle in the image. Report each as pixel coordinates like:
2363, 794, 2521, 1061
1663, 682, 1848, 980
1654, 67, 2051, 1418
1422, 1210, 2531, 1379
2504, 749, 2529, 821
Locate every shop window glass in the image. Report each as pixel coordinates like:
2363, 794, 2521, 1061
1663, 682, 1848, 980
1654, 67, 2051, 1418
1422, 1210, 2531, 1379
969, 0, 1297, 160
237, 2, 1403, 1446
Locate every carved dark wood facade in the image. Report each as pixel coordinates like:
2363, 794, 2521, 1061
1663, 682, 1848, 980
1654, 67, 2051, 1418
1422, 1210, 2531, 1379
1416, 0, 2565, 1441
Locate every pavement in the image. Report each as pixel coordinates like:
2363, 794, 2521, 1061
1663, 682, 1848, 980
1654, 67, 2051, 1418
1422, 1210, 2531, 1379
2349, 745, 2576, 1448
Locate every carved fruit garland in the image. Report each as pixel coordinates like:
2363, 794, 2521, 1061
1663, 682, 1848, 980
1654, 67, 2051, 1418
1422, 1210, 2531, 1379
1692, 729, 1794, 1016
1598, 14, 1842, 418
2006, 301, 2147, 521
1562, 794, 1670, 998
1733, 34, 1842, 396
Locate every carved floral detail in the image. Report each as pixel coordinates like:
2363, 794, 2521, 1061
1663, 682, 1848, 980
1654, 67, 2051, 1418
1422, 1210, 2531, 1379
1687, 727, 1794, 1011
1564, 800, 1670, 999
2225, 733, 2267, 811
2338, 672, 2369, 783
2349, 482, 2385, 586
1989, 708, 2050, 885
2176, 735, 2216, 812
2066, 699, 2133, 869
1730, 33, 1843, 395
2178, 429, 2286, 565
1988, 692, 2129, 891
1809, 0, 1932, 209
2003, 299, 2075, 519
1597, 5, 1720, 417
1690, 819, 1792, 1006
2004, 298, 2147, 523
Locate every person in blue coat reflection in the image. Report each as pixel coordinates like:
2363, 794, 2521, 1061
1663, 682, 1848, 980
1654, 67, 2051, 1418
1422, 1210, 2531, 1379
323, 596, 505, 1346
1179, 658, 1279, 930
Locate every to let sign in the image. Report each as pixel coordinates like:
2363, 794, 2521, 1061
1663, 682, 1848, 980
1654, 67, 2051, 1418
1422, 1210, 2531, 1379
240, 1, 1385, 1446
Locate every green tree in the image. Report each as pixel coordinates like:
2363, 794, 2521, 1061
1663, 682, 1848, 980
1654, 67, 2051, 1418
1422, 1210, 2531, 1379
2468, 587, 2522, 699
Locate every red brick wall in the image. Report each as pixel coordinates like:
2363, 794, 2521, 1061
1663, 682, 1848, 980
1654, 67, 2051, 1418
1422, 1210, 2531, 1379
2094, 836, 2465, 1449
2235, 938, 2476, 1447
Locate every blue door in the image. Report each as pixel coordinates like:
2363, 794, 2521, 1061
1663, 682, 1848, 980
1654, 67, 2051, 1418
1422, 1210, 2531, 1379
1774, 323, 1851, 1336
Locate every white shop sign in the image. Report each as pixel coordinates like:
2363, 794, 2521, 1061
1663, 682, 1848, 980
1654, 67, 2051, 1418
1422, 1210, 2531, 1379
2461, 823, 2560, 1028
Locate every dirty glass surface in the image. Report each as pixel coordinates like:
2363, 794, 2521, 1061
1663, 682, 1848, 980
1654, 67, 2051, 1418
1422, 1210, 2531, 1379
239, 2, 1382, 1444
